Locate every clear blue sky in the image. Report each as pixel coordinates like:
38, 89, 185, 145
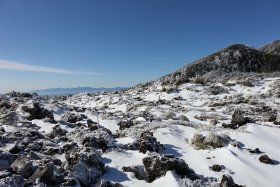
0, 0, 279, 93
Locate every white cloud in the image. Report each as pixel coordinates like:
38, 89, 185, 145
0, 59, 101, 75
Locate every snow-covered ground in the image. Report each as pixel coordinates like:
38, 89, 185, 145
1, 77, 280, 187
62, 77, 280, 186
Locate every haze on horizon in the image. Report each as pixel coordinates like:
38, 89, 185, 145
0, 0, 280, 93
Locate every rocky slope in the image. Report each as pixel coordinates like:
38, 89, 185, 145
260, 40, 280, 56
132, 41, 280, 91
0, 41, 280, 187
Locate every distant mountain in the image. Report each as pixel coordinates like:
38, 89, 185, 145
32, 87, 127, 95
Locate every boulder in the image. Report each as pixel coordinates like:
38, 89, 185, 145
87, 119, 99, 131
11, 158, 36, 179
22, 103, 54, 122
9, 144, 24, 154
204, 133, 232, 149
69, 153, 104, 186
0, 112, 18, 126
27, 162, 55, 184
142, 155, 198, 183
128, 131, 163, 154
0, 152, 18, 165
118, 120, 134, 130
72, 162, 90, 186
0, 101, 11, 109
259, 154, 273, 164
82, 137, 108, 151
122, 166, 146, 180
206, 85, 228, 95
191, 133, 232, 149
248, 148, 262, 154
226, 109, 251, 129
49, 125, 67, 138
209, 164, 224, 172
62, 113, 86, 124
219, 174, 244, 187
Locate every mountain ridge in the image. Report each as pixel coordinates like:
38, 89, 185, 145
32, 86, 127, 95
131, 40, 280, 91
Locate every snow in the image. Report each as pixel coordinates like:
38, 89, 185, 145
32, 119, 56, 134
84, 111, 119, 134
3, 76, 279, 187
45, 77, 280, 186
2, 125, 16, 132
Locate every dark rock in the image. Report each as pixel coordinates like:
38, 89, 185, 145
0, 159, 10, 171
231, 109, 247, 126
206, 85, 228, 95
128, 131, 163, 154
259, 154, 273, 164
43, 147, 60, 156
67, 114, 78, 123
268, 113, 277, 122
65, 150, 80, 167
0, 127, 4, 133
22, 103, 54, 122
87, 119, 99, 131
63, 142, 78, 153
27, 162, 55, 184
28, 152, 41, 160
220, 174, 244, 187
9, 144, 23, 154
142, 155, 198, 183
118, 120, 134, 130
0, 174, 24, 187
79, 153, 105, 169
239, 80, 254, 87
122, 166, 146, 180
0, 112, 18, 126
82, 137, 108, 151
224, 109, 251, 129
0, 101, 11, 109
209, 164, 224, 172
87, 119, 96, 125
248, 148, 262, 154
30, 130, 45, 139
49, 125, 67, 138
20, 122, 33, 128
72, 153, 104, 186
63, 113, 86, 124
52, 159, 63, 166
28, 142, 43, 152
72, 162, 89, 186
0, 151, 18, 165
173, 96, 185, 101
11, 158, 36, 179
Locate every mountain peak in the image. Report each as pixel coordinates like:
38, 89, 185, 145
138, 40, 280, 89
260, 40, 280, 56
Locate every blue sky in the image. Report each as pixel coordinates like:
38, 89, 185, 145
0, 0, 280, 93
